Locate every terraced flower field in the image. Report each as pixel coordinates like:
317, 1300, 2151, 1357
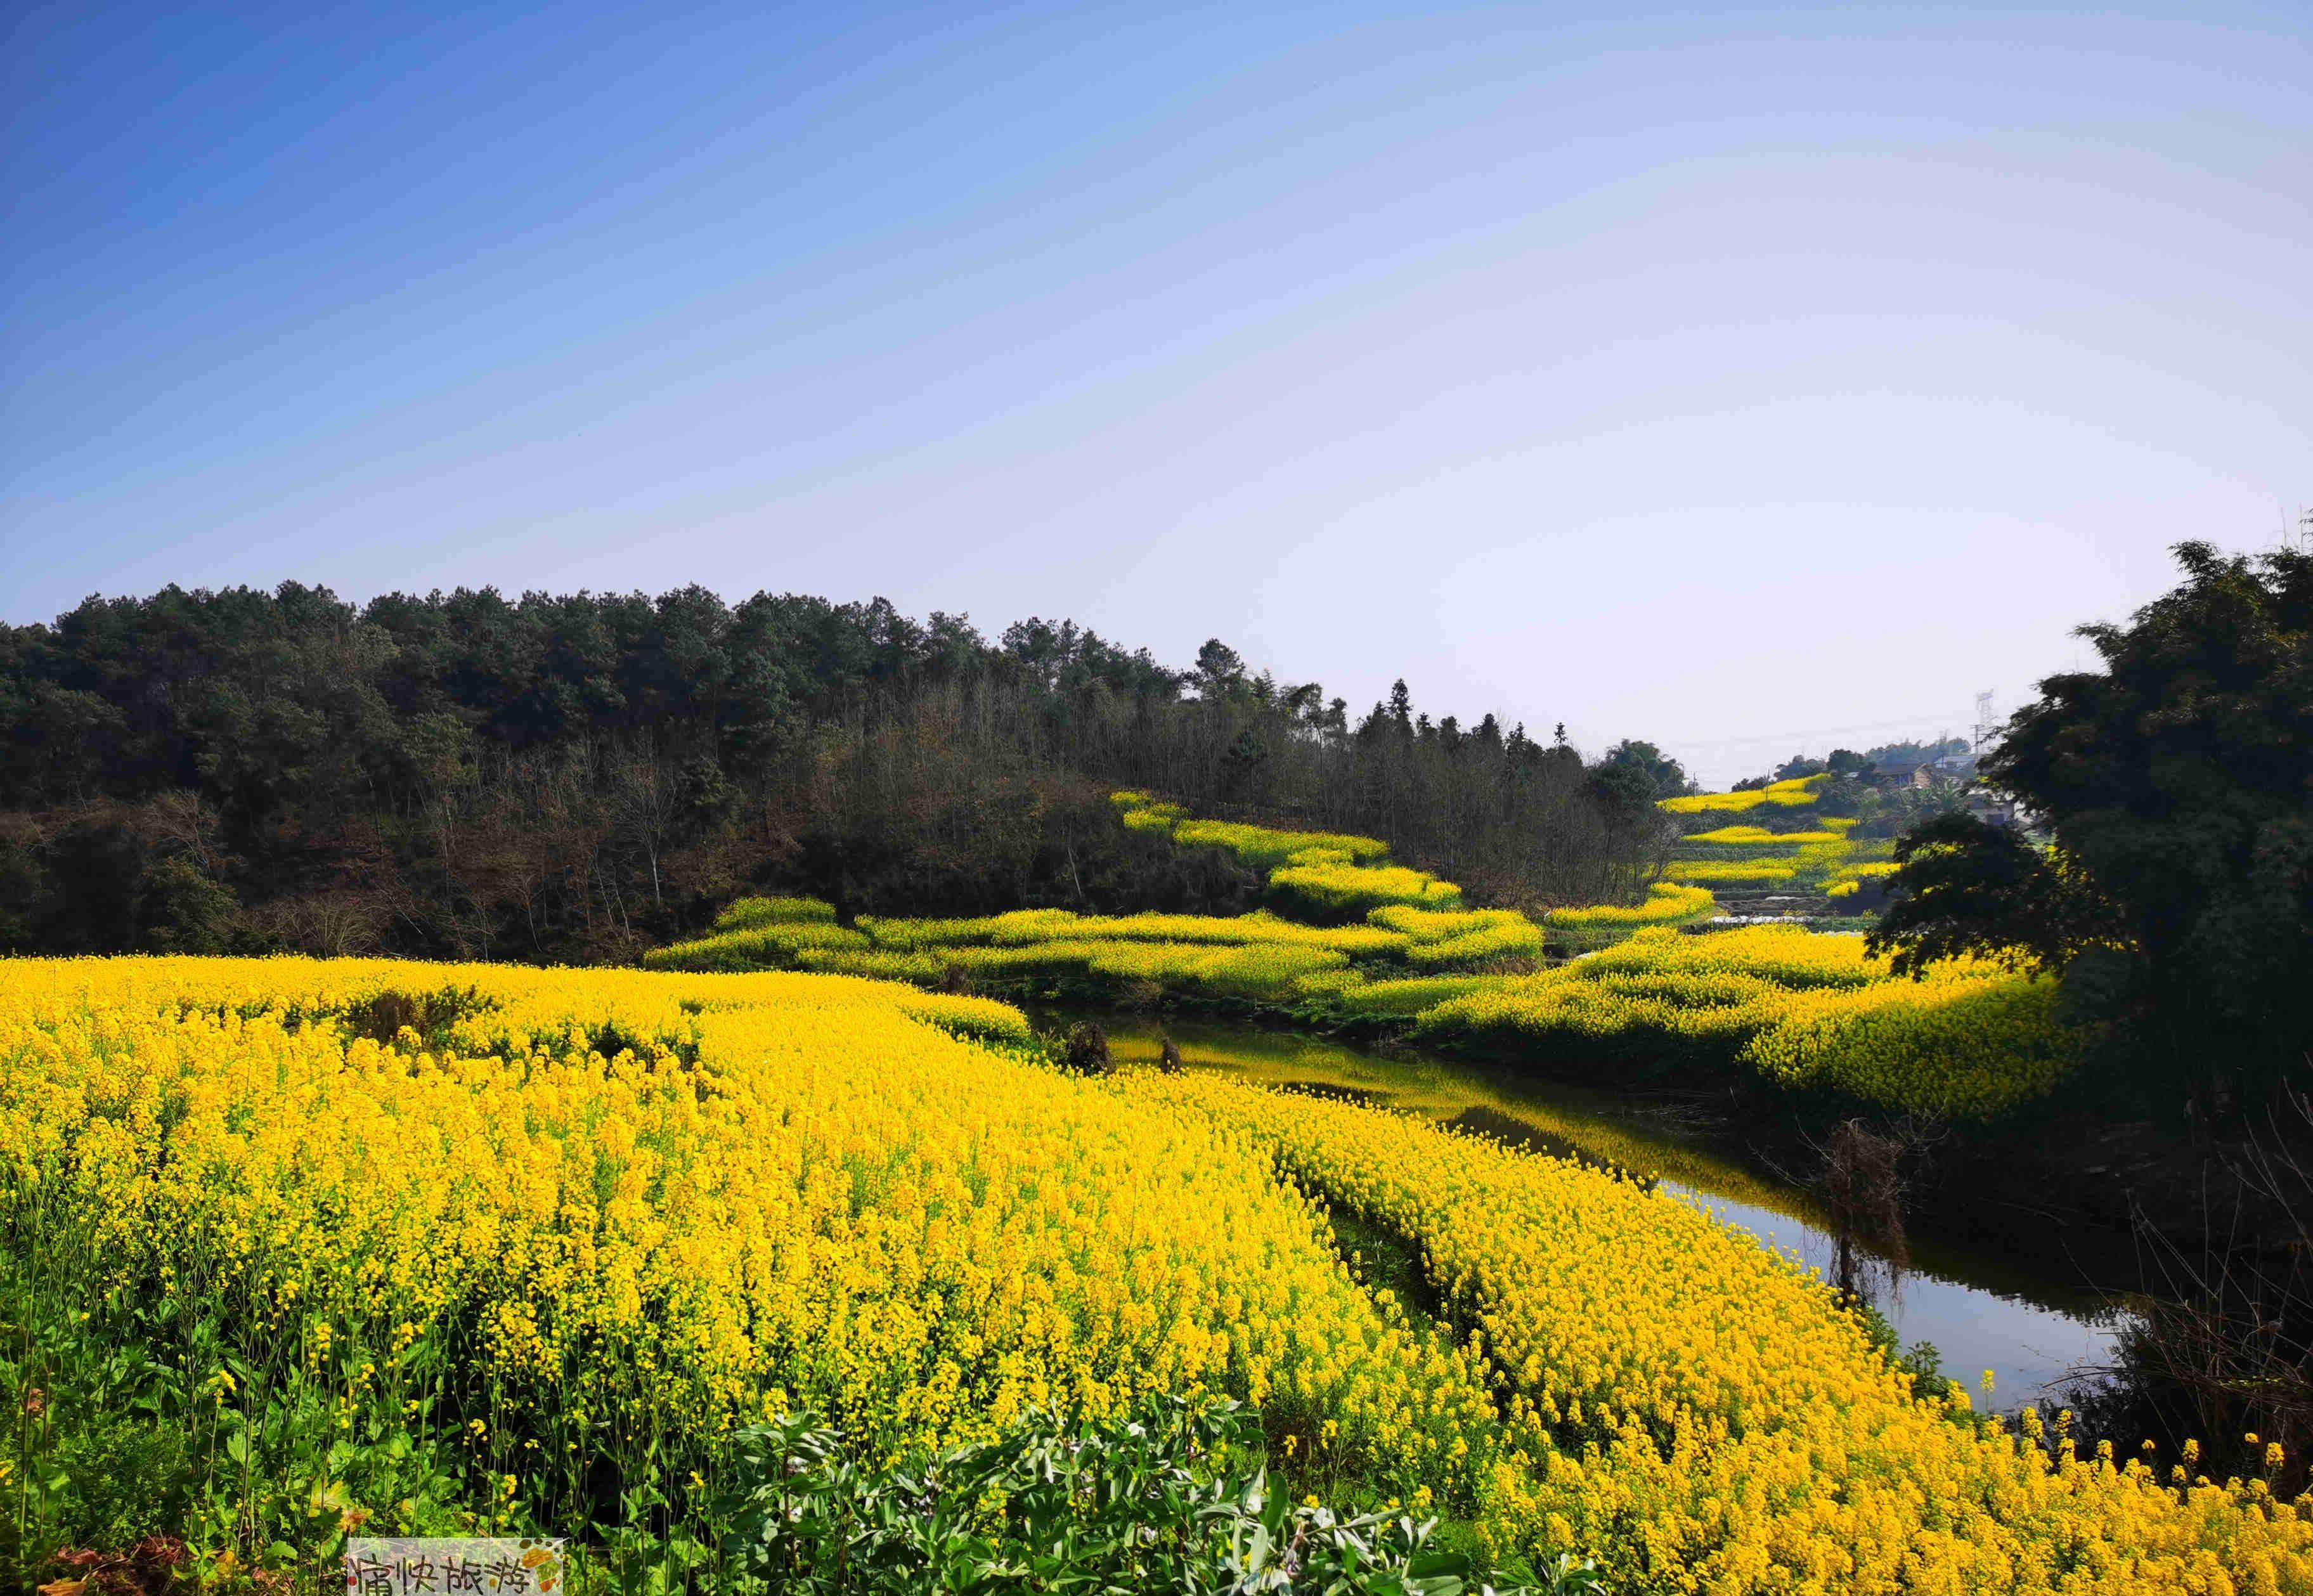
1655, 774, 1900, 912
648, 791, 2080, 1120
3, 957, 2302, 1591
1416, 924, 2086, 1119
650, 791, 1701, 993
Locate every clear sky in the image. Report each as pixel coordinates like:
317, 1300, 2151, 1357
6, 1, 2307, 786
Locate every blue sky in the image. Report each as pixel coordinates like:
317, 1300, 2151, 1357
6, 1, 2307, 785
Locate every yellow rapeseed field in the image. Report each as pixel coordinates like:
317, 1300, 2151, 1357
1657, 775, 1827, 815
1683, 826, 1847, 847
1543, 882, 1717, 930
1134, 1069, 2313, 1593
3, 956, 2304, 1590
0, 956, 1502, 1578
1416, 925, 2087, 1117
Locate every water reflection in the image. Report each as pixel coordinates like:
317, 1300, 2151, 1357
1081, 1010, 2125, 1409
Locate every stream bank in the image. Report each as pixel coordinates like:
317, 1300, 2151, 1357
1039, 1005, 2139, 1412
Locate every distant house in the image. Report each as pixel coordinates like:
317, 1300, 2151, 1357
1966, 788, 2021, 828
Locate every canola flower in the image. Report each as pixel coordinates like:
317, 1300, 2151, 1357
654, 903, 1445, 1001
858, 908, 1401, 956
1110, 788, 1189, 834
1416, 925, 2087, 1118
1330, 974, 1501, 1018
1822, 860, 1902, 900
890, 935, 1364, 1002
1170, 818, 1394, 873
1269, 858, 1463, 918
1132, 1069, 2313, 1593
712, 895, 839, 928
1403, 919, 1546, 968
10, 956, 2298, 1591
796, 934, 1315, 1002
1110, 793, 1639, 954
1124, 795, 1463, 921
1656, 789, 1821, 815
650, 797, 1538, 1002
642, 918, 868, 971
1368, 907, 1522, 942
640, 877, 2065, 1119
1682, 825, 1847, 847
1542, 882, 1716, 930
637, 796, 2042, 1122
0, 957, 1507, 1569
1744, 970, 2087, 1117
1664, 860, 1799, 885
1359, 907, 1545, 966
1657, 775, 1826, 816
645, 895, 865, 970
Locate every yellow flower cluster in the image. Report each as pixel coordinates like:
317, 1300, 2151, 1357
836, 935, 1363, 1002
1657, 775, 1826, 815
645, 896, 865, 969
649, 878, 2057, 1117
651, 897, 1547, 1005
1683, 825, 1846, 847
1267, 857, 1463, 918
1662, 822, 1891, 896
860, 908, 1399, 955
0, 957, 1506, 1543
1415, 926, 2085, 1117
1368, 906, 1517, 940
1656, 789, 1818, 815
1542, 881, 1716, 929
11, 956, 2298, 1589
1743, 970, 2085, 1117
1664, 860, 1799, 884
643, 918, 868, 971
1407, 923, 1547, 968
1131, 1070, 2313, 1592
1822, 860, 1902, 899
652, 795, 1560, 1001
712, 895, 839, 928
1330, 973, 1500, 1017
1168, 818, 1394, 872
1110, 790, 1189, 834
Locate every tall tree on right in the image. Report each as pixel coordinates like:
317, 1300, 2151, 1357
1870, 538, 2313, 1120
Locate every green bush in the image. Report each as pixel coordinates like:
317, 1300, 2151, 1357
715, 1396, 1586, 1594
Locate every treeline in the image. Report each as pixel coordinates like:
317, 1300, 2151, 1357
0, 585, 1669, 962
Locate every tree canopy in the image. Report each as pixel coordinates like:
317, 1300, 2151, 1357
1871, 540, 2313, 1113
1, 582, 1673, 960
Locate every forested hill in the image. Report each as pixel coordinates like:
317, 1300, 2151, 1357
0, 584, 1668, 963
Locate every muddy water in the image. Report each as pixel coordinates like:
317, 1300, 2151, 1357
1083, 1011, 2127, 1410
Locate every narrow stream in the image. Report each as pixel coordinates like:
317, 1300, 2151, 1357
1078, 1010, 2130, 1411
